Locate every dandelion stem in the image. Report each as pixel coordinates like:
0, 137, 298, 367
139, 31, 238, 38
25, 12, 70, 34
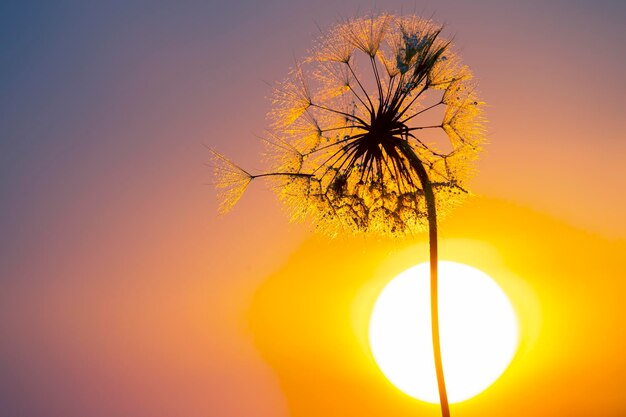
346, 62, 375, 113
398, 141, 451, 417
393, 83, 429, 121
407, 125, 443, 131
310, 133, 367, 175
406, 132, 447, 158
388, 72, 404, 108
319, 125, 362, 134
309, 103, 369, 127
303, 133, 360, 156
370, 55, 384, 103
320, 142, 361, 184
251, 172, 314, 179
348, 85, 374, 113
401, 100, 444, 124
383, 74, 397, 109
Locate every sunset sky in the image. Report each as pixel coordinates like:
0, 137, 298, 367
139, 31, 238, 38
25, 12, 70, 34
1, 1, 625, 416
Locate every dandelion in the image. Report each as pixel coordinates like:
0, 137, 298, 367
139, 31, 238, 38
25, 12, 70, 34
211, 14, 485, 417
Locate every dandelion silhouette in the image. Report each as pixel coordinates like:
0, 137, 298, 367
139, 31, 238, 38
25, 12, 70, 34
211, 14, 485, 417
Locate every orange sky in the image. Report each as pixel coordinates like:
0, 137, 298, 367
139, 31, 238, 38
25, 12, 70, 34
248, 197, 626, 416
1, 1, 625, 416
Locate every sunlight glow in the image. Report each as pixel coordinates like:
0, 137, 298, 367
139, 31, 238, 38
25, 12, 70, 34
369, 261, 519, 403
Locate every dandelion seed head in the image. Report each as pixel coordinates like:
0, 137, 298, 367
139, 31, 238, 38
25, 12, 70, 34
214, 14, 486, 236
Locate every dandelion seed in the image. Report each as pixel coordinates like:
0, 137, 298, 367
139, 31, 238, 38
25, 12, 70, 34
209, 150, 253, 214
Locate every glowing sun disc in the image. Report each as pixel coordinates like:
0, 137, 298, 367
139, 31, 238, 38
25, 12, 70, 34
369, 261, 519, 403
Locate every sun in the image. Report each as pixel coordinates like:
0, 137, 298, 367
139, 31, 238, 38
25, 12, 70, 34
369, 261, 519, 403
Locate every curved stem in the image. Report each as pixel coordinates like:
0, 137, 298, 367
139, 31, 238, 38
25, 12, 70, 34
398, 142, 450, 417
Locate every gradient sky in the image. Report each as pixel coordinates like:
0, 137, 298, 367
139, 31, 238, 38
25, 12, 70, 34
1, 1, 625, 416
